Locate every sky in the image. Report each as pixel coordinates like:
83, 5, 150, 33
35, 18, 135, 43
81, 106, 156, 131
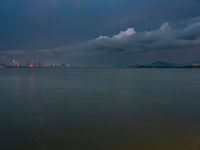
0, 0, 200, 65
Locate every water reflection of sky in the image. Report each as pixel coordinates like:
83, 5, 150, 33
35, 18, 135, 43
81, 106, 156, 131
1, 68, 200, 150
29, 76, 35, 96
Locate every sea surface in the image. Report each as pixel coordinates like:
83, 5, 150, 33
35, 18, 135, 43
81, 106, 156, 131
0, 68, 200, 150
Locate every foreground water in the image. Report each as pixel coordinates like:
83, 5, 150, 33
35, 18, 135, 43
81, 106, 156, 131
0, 68, 200, 150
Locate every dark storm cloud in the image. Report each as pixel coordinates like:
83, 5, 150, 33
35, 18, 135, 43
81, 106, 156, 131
44, 17, 200, 54
0, 0, 200, 50
1, 0, 200, 65
1, 16, 200, 65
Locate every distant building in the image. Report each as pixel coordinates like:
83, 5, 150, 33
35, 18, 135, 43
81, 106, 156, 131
12, 60, 20, 67
192, 64, 200, 67
26, 62, 33, 68
0, 64, 6, 68
38, 62, 42, 67
51, 63, 56, 67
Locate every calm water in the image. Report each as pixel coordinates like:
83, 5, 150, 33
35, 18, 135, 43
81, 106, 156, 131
0, 68, 200, 150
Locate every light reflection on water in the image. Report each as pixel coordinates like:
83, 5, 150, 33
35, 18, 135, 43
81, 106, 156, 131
13, 76, 21, 96
0, 68, 200, 150
28, 76, 35, 96
12, 75, 35, 97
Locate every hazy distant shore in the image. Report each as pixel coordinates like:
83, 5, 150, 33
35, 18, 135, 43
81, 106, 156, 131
1, 61, 200, 69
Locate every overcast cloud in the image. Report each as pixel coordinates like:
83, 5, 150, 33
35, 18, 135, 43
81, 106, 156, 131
1, 16, 200, 65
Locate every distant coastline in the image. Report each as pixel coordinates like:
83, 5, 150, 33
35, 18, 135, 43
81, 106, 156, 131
1, 61, 200, 69
114, 61, 200, 68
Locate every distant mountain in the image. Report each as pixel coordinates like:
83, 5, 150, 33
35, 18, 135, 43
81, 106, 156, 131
137, 61, 200, 68
138, 61, 180, 68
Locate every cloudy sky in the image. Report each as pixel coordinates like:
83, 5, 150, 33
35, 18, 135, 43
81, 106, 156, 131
0, 0, 200, 65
